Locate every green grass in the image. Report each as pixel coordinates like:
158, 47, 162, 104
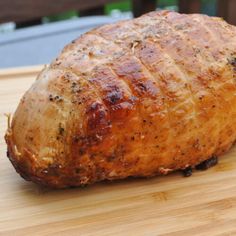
105, 0, 178, 14
105, 0, 131, 14
44, 11, 78, 23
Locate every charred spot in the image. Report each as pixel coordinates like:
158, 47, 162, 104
182, 166, 192, 177
195, 156, 218, 170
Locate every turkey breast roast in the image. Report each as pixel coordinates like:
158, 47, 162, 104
5, 11, 236, 188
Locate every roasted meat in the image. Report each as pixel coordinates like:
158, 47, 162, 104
5, 11, 236, 188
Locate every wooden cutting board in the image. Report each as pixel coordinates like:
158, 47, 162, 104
1, 65, 236, 236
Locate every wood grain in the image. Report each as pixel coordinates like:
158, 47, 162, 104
1, 66, 236, 235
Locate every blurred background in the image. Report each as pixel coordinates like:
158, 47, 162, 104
0, 0, 235, 68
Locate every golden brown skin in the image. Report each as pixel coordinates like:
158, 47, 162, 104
5, 11, 236, 188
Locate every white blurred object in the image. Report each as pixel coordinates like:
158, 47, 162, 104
164, 5, 178, 12
109, 5, 177, 19
110, 9, 133, 18
0, 22, 16, 33
0, 15, 132, 68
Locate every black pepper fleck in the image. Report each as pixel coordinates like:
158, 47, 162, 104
71, 82, 77, 88
58, 124, 65, 135
49, 94, 53, 101
228, 57, 236, 67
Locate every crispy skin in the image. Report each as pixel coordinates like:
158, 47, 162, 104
5, 11, 236, 188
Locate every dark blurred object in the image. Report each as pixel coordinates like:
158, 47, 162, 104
179, 0, 236, 25
0, 0, 119, 27
0, 0, 235, 28
132, 0, 156, 17
80, 6, 105, 17
0, 0, 157, 28
217, 0, 236, 26
16, 19, 42, 29
179, 0, 201, 14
